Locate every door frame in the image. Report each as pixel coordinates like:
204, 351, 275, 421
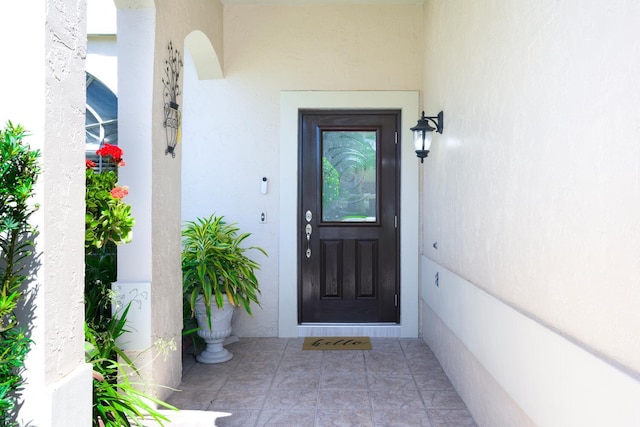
279, 91, 420, 337
298, 110, 401, 323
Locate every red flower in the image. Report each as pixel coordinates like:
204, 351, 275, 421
110, 186, 129, 200
96, 143, 124, 163
86, 159, 97, 169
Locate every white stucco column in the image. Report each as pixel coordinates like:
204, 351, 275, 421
115, 2, 187, 399
114, 6, 155, 352
0, 2, 93, 426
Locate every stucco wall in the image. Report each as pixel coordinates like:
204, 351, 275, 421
181, 3, 423, 336
0, 2, 92, 426
422, 0, 640, 381
421, 0, 640, 425
115, 0, 225, 398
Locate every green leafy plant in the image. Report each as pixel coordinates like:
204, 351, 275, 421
0, 328, 30, 425
181, 214, 267, 329
86, 306, 177, 427
85, 143, 134, 334
84, 144, 176, 425
0, 121, 40, 426
85, 144, 134, 250
85, 243, 117, 333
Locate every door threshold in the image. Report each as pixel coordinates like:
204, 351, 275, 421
298, 323, 401, 337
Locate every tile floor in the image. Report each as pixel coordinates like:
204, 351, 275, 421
166, 337, 477, 427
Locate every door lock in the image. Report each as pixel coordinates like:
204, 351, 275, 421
305, 223, 312, 258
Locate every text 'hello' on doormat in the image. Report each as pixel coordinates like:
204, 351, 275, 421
302, 337, 372, 351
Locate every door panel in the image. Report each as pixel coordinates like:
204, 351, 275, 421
299, 110, 400, 323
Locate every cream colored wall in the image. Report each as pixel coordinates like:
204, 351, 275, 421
0, 2, 92, 426
181, 3, 423, 336
421, 0, 640, 425
423, 0, 640, 381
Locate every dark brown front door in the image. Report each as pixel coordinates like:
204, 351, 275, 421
299, 110, 400, 323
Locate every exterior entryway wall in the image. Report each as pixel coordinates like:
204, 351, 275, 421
181, 3, 424, 339
279, 91, 420, 338
420, 1, 640, 426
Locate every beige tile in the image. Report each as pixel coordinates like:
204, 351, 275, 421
249, 337, 289, 351
187, 358, 239, 374
223, 374, 273, 391
364, 351, 405, 363
322, 350, 366, 363
214, 409, 260, 427
284, 337, 311, 353
413, 374, 455, 391
264, 387, 319, 410
365, 352, 411, 375
406, 351, 441, 363
370, 388, 426, 411
282, 348, 324, 361
241, 349, 285, 363
409, 357, 448, 375
373, 408, 433, 427
368, 374, 418, 391
421, 390, 468, 410
257, 409, 317, 427
272, 371, 320, 389
369, 338, 402, 352
427, 409, 477, 426
173, 338, 476, 427
404, 346, 436, 357
315, 409, 374, 426
323, 361, 367, 375
278, 358, 323, 373
210, 387, 266, 410
400, 339, 433, 353
165, 389, 214, 410
232, 360, 279, 376
318, 389, 371, 410
224, 339, 256, 352
179, 369, 229, 391
368, 348, 406, 360
320, 371, 368, 390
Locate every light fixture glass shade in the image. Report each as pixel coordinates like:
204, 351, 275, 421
413, 129, 433, 152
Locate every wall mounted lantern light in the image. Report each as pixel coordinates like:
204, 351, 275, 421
411, 111, 444, 163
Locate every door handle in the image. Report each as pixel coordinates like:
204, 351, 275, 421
305, 223, 312, 258
305, 210, 313, 258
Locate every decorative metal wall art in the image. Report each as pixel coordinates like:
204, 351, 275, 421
162, 41, 184, 158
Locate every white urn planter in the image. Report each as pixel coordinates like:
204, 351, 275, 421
194, 295, 234, 364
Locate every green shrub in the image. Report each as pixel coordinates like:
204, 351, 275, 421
0, 122, 40, 427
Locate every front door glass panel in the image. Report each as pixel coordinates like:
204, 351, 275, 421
321, 131, 377, 222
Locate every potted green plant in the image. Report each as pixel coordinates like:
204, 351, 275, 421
181, 214, 266, 363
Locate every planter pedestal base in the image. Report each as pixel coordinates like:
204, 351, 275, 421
197, 337, 233, 364
194, 295, 235, 364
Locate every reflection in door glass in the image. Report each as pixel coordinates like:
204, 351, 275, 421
322, 131, 377, 222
